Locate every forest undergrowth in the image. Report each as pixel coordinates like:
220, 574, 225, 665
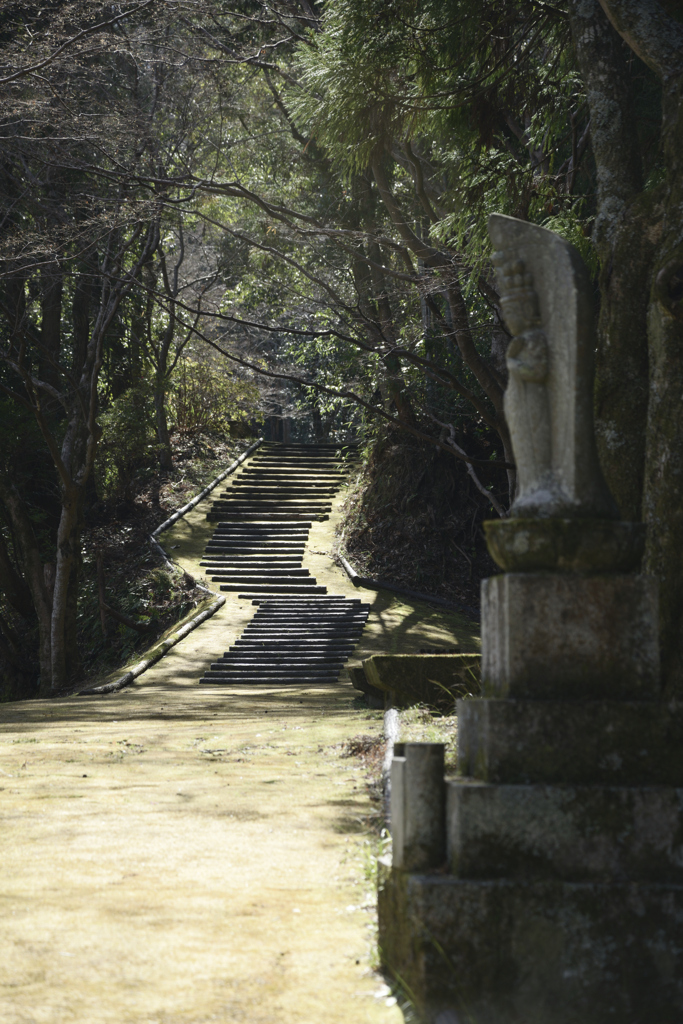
42, 433, 253, 701
73, 433, 253, 690
340, 430, 502, 611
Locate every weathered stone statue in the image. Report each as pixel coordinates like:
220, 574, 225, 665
485, 214, 644, 574
491, 214, 617, 519
378, 216, 683, 1024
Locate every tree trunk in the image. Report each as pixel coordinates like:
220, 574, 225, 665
643, 73, 683, 695
0, 477, 53, 692
593, 0, 683, 691
154, 379, 173, 470
570, 0, 652, 519
39, 261, 63, 415
50, 481, 82, 691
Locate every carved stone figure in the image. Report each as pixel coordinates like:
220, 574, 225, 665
489, 213, 619, 520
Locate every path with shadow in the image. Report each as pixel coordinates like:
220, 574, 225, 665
0, 445, 478, 1024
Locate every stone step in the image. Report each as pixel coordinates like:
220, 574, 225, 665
241, 627, 364, 635
223, 659, 352, 667
209, 500, 331, 508
209, 663, 348, 671
201, 669, 341, 680
222, 491, 336, 498
231, 640, 356, 647
255, 598, 366, 602
252, 598, 366, 606
202, 664, 342, 675
239, 475, 340, 482
216, 574, 319, 584
201, 560, 303, 568
231, 643, 355, 652
204, 545, 306, 552
210, 500, 331, 506
223, 486, 338, 494
208, 528, 309, 534
226, 482, 339, 489
210, 570, 312, 579
211, 520, 313, 527
236, 627, 361, 632
248, 464, 344, 471
210, 523, 311, 529
243, 611, 363, 619
205, 538, 307, 544
259, 598, 365, 604
227, 480, 339, 488
241, 614, 368, 622
201, 550, 305, 556
207, 540, 309, 545
199, 675, 341, 685
207, 515, 324, 522
207, 540, 308, 546
222, 584, 328, 594
206, 512, 326, 521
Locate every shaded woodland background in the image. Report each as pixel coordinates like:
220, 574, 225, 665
1, 0, 682, 699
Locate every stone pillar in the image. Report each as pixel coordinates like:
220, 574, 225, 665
390, 743, 445, 871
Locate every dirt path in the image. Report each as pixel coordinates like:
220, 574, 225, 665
1, 675, 405, 1024
0, 465, 478, 1024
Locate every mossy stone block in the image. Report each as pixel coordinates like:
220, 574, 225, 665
484, 517, 645, 573
482, 572, 659, 699
378, 863, 683, 1024
458, 697, 683, 785
362, 654, 480, 709
446, 780, 683, 883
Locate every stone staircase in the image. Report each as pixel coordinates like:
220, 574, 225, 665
199, 442, 370, 686
205, 442, 345, 523
200, 597, 369, 685
201, 443, 348, 597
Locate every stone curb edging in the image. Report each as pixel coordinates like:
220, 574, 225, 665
80, 440, 265, 696
78, 595, 226, 696
338, 553, 480, 621
146, 438, 264, 589
151, 437, 263, 538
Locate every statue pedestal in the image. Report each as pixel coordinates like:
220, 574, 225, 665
378, 213, 683, 1021
378, 568, 683, 1024
482, 571, 658, 698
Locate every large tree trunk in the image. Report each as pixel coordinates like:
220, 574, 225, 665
570, 0, 653, 521
593, 0, 683, 692
643, 72, 683, 695
0, 477, 53, 691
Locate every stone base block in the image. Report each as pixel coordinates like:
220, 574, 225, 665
347, 665, 386, 708
481, 573, 658, 698
363, 654, 480, 709
446, 780, 683, 883
378, 860, 683, 1024
457, 697, 683, 785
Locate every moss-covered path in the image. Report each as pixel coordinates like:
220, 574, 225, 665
0, 461, 478, 1024
0, 674, 406, 1024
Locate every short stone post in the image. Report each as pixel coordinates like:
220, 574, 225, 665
390, 743, 446, 871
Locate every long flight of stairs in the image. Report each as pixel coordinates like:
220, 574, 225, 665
201, 443, 346, 597
199, 442, 370, 686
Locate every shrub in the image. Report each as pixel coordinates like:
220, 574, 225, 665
169, 359, 261, 436
96, 381, 158, 499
